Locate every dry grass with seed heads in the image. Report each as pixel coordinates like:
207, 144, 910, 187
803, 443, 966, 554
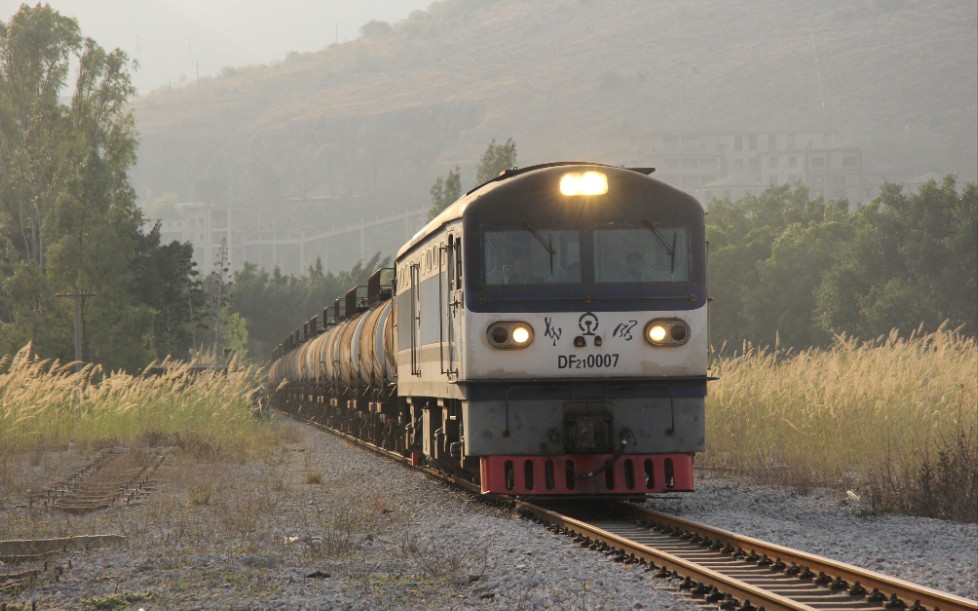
0, 343, 273, 458
704, 327, 978, 522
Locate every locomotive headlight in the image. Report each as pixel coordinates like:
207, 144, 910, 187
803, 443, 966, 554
487, 322, 534, 348
644, 319, 690, 346
512, 325, 531, 344
560, 171, 609, 196
648, 324, 668, 343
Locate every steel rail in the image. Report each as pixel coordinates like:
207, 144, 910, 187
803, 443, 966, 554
288, 411, 977, 611
616, 504, 978, 611
518, 501, 820, 611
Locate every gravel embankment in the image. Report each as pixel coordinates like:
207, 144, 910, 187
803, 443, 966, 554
2, 416, 976, 610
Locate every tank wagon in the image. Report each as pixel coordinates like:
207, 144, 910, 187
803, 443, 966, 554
270, 162, 710, 497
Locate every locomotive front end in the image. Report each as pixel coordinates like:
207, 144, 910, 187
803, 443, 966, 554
455, 164, 709, 496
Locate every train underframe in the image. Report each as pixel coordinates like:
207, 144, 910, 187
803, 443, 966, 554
273, 381, 695, 498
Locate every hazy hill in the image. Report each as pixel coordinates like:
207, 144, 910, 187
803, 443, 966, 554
131, 0, 978, 222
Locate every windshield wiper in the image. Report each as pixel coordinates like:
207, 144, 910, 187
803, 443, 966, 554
641, 220, 677, 273
522, 221, 556, 274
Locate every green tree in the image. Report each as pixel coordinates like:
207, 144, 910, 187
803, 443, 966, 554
475, 137, 517, 185
218, 306, 248, 357
427, 165, 461, 220
229, 253, 387, 358
129, 222, 207, 359
752, 219, 853, 348
0, 3, 80, 267
706, 183, 849, 351
706, 177, 976, 353
230, 263, 297, 357
816, 176, 977, 338
0, 5, 157, 371
426, 138, 518, 222
43, 36, 149, 370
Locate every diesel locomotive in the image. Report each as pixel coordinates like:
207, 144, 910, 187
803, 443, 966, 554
269, 162, 710, 497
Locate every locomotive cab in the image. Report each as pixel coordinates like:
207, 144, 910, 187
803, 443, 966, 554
395, 163, 709, 496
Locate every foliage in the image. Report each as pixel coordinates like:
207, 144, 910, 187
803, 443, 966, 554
0, 3, 81, 266
0, 5, 203, 372
427, 138, 518, 221
703, 328, 977, 522
427, 165, 461, 220
129, 222, 208, 360
230, 253, 387, 358
816, 177, 977, 339
707, 177, 977, 352
475, 137, 517, 185
219, 306, 249, 356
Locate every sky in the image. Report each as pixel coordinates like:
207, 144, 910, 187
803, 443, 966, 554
0, 0, 433, 93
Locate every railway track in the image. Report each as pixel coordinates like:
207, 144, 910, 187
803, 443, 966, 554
293, 413, 977, 611
29, 447, 167, 512
2, 448, 161, 594
521, 501, 977, 611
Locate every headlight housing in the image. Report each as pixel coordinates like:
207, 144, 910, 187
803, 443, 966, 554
644, 318, 690, 346
487, 321, 534, 349
559, 171, 608, 196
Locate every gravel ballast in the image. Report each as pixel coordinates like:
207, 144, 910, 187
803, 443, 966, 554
2, 416, 976, 609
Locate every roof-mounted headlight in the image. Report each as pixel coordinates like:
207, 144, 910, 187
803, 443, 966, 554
560, 171, 608, 196
644, 319, 690, 346
487, 322, 534, 349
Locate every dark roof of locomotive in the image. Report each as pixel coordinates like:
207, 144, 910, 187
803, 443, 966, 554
397, 162, 701, 259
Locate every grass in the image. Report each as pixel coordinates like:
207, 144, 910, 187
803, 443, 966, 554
703, 327, 978, 522
0, 342, 273, 459
81, 591, 155, 611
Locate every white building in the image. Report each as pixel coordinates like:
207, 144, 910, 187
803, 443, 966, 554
632, 130, 868, 205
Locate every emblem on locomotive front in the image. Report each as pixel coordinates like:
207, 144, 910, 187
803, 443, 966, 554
578, 312, 599, 336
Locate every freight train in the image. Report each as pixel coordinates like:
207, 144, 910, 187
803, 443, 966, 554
269, 162, 710, 497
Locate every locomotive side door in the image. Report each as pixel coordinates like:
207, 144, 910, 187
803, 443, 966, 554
409, 261, 421, 377
440, 235, 460, 380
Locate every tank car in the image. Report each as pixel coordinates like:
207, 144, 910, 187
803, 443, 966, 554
271, 162, 710, 497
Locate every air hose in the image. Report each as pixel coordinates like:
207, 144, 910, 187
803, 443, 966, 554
575, 428, 636, 480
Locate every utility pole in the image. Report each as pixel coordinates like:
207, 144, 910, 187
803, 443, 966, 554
213, 238, 229, 361
57, 290, 96, 371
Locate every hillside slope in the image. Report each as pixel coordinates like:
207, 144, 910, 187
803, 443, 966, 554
131, 0, 978, 218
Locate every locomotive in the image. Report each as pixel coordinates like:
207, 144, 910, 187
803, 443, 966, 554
269, 162, 710, 497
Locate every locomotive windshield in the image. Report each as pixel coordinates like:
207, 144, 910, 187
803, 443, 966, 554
593, 225, 688, 283
483, 227, 582, 286
482, 223, 689, 287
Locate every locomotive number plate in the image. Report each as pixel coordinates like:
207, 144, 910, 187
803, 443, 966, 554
557, 354, 620, 370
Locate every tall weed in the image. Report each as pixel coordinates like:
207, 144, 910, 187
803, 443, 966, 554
0, 343, 272, 458
704, 327, 978, 521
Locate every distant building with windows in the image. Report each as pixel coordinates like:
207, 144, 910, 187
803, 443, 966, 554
632, 131, 869, 205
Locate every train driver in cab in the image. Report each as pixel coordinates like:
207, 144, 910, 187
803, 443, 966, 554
626, 251, 647, 281
504, 256, 541, 285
